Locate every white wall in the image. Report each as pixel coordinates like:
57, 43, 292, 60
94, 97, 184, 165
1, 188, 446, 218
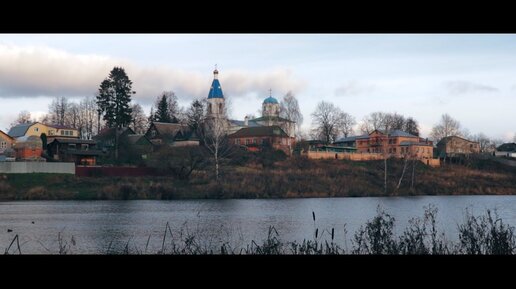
0, 162, 75, 174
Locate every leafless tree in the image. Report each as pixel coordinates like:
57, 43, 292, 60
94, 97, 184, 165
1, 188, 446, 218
202, 116, 232, 182
10, 110, 33, 127
311, 101, 350, 144
473, 133, 491, 153
78, 96, 101, 139
130, 103, 148, 134
360, 112, 408, 134
280, 91, 304, 138
66, 102, 81, 130
339, 112, 356, 138
430, 114, 462, 142
48, 96, 69, 126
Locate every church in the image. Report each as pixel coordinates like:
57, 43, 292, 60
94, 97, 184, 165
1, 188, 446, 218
205, 68, 296, 154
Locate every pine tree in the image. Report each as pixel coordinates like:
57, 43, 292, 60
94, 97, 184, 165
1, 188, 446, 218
155, 94, 172, 123
187, 99, 205, 135
96, 67, 135, 129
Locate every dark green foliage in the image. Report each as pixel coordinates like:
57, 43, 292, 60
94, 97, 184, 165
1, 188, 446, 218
186, 99, 205, 136
96, 67, 134, 128
152, 91, 179, 123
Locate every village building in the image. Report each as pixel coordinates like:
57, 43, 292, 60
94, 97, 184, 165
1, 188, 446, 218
47, 138, 101, 165
228, 126, 295, 155
495, 142, 516, 158
436, 136, 480, 159
145, 122, 199, 147
0, 130, 14, 154
13, 135, 45, 161
354, 130, 434, 159
8, 122, 79, 139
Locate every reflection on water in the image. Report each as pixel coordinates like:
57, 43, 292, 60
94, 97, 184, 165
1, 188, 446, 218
1, 196, 516, 254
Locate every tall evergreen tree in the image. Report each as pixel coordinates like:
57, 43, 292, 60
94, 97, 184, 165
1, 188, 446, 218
186, 99, 205, 135
96, 67, 135, 129
155, 94, 173, 123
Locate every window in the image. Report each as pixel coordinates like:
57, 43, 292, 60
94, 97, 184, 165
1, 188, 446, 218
68, 144, 76, 149
253, 138, 257, 144
245, 139, 249, 145
61, 130, 65, 135
262, 139, 266, 144
81, 144, 89, 150
1, 141, 6, 148
34, 127, 39, 132
393, 148, 396, 153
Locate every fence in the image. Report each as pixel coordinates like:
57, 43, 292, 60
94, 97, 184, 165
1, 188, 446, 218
0, 162, 75, 174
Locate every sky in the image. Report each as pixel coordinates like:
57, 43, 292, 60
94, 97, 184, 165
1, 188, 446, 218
0, 34, 515, 141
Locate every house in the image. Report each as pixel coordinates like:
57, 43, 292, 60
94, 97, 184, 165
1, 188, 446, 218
436, 136, 480, 159
47, 138, 102, 165
0, 130, 14, 154
495, 143, 516, 158
125, 134, 153, 159
93, 127, 135, 151
355, 130, 434, 159
228, 126, 295, 155
13, 135, 45, 161
8, 122, 79, 139
145, 122, 199, 147
334, 135, 368, 148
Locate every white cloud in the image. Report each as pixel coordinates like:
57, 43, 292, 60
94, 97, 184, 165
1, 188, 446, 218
444, 80, 499, 95
334, 80, 375, 97
0, 43, 305, 105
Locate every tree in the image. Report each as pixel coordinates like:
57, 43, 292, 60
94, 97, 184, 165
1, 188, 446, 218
311, 101, 351, 144
202, 116, 232, 182
430, 114, 461, 142
279, 91, 304, 138
10, 110, 32, 127
48, 96, 69, 126
186, 99, 206, 136
473, 133, 491, 153
153, 91, 179, 123
130, 103, 147, 134
339, 112, 356, 138
96, 66, 135, 160
403, 117, 420, 136
78, 96, 101, 140
96, 66, 134, 129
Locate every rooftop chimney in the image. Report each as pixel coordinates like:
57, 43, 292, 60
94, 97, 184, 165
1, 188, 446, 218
244, 116, 249, 126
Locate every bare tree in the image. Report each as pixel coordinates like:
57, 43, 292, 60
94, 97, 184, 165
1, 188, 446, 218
473, 133, 491, 153
66, 102, 81, 129
311, 101, 349, 144
48, 96, 69, 126
280, 91, 304, 138
202, 116, 232, 182
130, 103, 148, 134
360, 112, 408, 134
430, 114, 462, 142
79, 96, 101, 139
10, 110, 33, 127
339, 112, 356, 138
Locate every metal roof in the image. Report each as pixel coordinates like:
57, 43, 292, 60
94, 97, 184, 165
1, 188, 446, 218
263, 96, 278, 104
229, 119, 262, 127
388, 130, 417, 137
229, 126, 289, 138
208, 78, 224, 99
7, 123, 33, 138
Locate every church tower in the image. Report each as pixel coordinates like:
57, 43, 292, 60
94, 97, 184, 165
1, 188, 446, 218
262, 89, 280, 118
207, 68, 225, 119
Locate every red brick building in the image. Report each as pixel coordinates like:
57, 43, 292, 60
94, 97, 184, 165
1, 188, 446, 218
355, 130, 433, 159
228, 126, 295, 155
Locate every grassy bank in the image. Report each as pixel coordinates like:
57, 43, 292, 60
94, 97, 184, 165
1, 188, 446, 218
1, 157, 516, 200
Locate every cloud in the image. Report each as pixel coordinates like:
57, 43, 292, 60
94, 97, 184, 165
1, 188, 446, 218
0, 43, 305, 104
334, 80, 375, 97
444, 80, 498, 95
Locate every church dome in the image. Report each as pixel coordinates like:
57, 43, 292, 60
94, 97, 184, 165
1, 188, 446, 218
263, 96, 278, 104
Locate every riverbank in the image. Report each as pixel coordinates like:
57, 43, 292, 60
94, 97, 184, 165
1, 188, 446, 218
1, 157, 515, 200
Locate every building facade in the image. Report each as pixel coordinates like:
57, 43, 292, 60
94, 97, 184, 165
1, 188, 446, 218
354, 130, 434, 159
0, 130, 14, 154
47, 138, 101, 165
228, 126, 295, 155
8, 122, 79, 139
436, 136, 480, 158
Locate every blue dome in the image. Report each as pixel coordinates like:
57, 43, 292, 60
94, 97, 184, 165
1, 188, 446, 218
208, 79, 224, 99
263, 96, 278, 104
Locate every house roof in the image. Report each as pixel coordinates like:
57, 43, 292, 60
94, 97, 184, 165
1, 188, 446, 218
497, 142, 516, 152
0, 129, 13, 140
251, 116, 294, 123
126, 134, 152, 145
399, 141, 433, 147
228, 126, 289, 138
389, 130, 417, 138
48, 138, 97, 145
150, 122, 185, 137
437, 135, 478, 146
229, 119, 262, 127
93, 127, 135, 140
8, 123, 34, 138
335, 135, 370, 143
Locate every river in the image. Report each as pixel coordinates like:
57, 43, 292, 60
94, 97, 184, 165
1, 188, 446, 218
2, 196, 516, 254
